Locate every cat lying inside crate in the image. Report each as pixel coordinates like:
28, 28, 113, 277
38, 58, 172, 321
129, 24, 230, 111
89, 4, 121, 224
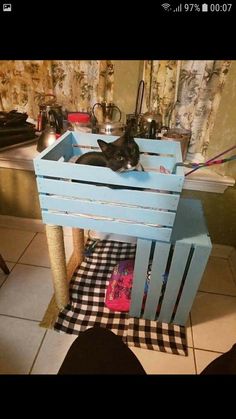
73, 132, 170, 190
74, 132, 143, 173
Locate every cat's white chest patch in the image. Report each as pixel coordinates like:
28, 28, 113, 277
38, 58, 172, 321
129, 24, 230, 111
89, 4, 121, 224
126, 163, 133, 170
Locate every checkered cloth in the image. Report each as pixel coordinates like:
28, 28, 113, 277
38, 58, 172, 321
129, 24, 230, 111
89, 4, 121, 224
54, 239, 187, 356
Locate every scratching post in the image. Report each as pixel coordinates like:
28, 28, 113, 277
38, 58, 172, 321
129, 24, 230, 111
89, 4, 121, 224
46, 224, 69, 309
72, 228, 85, 266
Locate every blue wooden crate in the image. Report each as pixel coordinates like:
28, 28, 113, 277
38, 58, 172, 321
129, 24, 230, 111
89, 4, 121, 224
34, 131, 184, 242
129, 198, 212, 325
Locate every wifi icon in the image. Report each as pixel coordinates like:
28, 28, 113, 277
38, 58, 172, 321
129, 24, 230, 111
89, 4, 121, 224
161, 3, 171, 10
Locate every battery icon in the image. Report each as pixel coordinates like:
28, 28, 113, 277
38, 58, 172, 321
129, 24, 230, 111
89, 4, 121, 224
202, 3, 208, 12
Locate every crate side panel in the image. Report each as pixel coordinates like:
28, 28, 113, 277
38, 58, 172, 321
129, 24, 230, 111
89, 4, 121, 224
173, 245, 212, 325
34, 133, 73, 162
140, 155, 176, 172
37, 178, 180, 211
143, 242, 171, 320
39, 195, 176, 227
35, 160, 184, 191
41, 211, 172, 241
158, 242, 192, 323
71, 132, 119, 147
71, 132, 181, 155
129, 239, 152, 318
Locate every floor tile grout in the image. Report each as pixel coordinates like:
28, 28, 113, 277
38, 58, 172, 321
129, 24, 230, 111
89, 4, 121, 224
0, 312, 44, 323
193, 347, 224, 354
15, 232, 38, 263
13, 262, 51, 269
197, 290, 236, 298
29, 329, 48, 375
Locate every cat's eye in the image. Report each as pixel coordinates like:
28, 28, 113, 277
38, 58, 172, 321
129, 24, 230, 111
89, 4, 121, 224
117, 155, 124, 161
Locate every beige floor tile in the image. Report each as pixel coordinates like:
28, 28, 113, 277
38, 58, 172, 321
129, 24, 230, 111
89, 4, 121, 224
0, 315, 45, 374
191, 292, 236, 353
194, 349, 223, 374
0, 227, 35, 262
0, 264, 53, 321
19, 232, 74, 267
31, 329, 77, 374
186, 316, 193, 347
199, 257, 236, 296
0, 262, 15, 287
130, 346, 196, 374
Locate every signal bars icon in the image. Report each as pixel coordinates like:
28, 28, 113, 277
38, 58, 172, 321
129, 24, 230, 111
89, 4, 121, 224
173, 4, 182, 12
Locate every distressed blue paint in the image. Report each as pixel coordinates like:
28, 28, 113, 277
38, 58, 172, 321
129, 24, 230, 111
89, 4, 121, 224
42, 211, 172, 241
34, 160, 184, 191
158, 242, 192, 323
70, 131, 181, 154
36, 178, 180, 211
173, 245, 212, 325
129, 239, 152, 318
39, 195, 176, 226
143, 242, 171, 320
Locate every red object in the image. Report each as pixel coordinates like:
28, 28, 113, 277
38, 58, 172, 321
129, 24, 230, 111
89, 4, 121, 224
67, 112, 90, 123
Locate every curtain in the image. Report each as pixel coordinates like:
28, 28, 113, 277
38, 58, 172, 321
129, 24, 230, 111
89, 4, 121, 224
0, 60, 114, 120
143, 60, 231, 161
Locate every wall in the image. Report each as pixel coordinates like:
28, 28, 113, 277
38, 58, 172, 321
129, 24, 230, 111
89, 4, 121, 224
182, 60, 236, 247
0, 168, 41, 219
206, 60, 236, 180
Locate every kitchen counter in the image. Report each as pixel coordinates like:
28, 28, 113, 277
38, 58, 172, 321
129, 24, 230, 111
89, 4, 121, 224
0, 140, 235, 193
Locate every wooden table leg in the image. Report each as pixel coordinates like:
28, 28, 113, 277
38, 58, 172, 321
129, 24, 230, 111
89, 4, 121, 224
45, 224, 69, 310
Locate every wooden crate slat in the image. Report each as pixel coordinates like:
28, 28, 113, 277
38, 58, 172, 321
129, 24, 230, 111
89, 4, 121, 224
173, 245, 212, 325
129, 239, 152, 318
39, 195, 176, 227
143, 242, 171, 320
34, 159, 184, 192
42, 211, 172, 241
36, 177, 180, 211
158, 242, 192, 323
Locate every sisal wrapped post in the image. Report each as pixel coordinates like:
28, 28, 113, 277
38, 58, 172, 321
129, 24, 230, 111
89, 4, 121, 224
46, 224, 69, 309
72, 228, 85, 266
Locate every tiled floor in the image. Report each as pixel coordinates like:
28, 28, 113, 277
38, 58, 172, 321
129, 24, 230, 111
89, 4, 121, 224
0, 224, 236, 374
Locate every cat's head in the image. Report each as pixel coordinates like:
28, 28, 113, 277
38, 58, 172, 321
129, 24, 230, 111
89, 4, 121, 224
97, 133, 140, 172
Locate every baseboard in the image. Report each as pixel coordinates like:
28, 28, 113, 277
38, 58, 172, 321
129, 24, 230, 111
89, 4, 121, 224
0, 215, 73, 236
210, 244, 235, 259
0, 215, 45, 232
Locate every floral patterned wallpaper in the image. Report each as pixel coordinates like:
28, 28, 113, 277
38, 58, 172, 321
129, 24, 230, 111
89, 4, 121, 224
0, 60, 114, 121
143, 60, 231, 159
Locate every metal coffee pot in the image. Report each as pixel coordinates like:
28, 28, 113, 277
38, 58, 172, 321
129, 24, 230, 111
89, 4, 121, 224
37, 94, 64, 134
92, 101, 122, 123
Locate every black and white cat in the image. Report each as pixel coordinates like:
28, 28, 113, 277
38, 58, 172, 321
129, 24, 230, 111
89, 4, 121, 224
75, 132, 143, 172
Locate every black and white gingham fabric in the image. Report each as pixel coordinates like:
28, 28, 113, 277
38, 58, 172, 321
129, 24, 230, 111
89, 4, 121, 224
54, 239, 187, 356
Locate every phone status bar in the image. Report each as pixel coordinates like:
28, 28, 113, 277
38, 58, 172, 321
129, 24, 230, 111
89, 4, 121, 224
161, 3, 233, 13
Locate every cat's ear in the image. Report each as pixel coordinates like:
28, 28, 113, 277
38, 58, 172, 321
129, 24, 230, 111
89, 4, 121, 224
97, 140, 114, 157
124, 122, 135, 140
97, 139, 110, 153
